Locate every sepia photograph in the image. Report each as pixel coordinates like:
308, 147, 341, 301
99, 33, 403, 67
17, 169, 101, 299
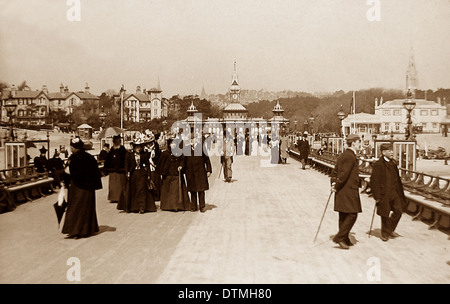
0, 0, 449, 289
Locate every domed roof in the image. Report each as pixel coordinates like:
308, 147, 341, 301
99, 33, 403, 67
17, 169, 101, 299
223, 102, 247, 112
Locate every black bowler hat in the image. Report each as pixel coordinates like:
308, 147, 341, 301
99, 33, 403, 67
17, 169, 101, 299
380, 143, 393, 151
39, 146, 48, 154
113, 135, 121, 141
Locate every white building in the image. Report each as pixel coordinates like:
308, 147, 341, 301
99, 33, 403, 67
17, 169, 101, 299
342, 49, 449, 139
121, 84, 163, 123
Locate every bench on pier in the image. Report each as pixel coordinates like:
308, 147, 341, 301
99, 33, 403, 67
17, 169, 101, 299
0, 165, 55, 213
404, 190, 450, 229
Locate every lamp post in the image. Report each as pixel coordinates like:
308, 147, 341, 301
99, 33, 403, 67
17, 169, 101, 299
337, 104, 346, 139
4, 94, 17, 141
303, 120, 309, 133
294, 119, 297, 132
68, 119, 74, 133
403, 95, 416, 140
119, 84, 126, 131
98, 105, 107, 130
309, 112, 315, 135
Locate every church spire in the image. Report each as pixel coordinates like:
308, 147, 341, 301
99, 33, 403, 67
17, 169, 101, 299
200, 84, 206, 99
406, 44, 418, 99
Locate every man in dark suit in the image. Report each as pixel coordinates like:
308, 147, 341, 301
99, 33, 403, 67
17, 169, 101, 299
297, 131, 310, 169
186, 137, 212, 213
330, 134, 362, 249
34, 146, 48, 174
370, 143, 406, 241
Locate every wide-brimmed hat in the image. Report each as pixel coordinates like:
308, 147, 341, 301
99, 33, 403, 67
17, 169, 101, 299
132, 134, 146, 146
144, 129, 155, 143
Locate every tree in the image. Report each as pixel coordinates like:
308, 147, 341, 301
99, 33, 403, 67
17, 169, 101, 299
18, 81, 28, 90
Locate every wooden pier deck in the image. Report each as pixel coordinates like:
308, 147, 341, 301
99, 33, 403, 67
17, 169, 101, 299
0, 154, 449, 284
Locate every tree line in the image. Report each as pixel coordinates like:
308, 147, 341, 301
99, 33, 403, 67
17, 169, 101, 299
2, 81, 449, 134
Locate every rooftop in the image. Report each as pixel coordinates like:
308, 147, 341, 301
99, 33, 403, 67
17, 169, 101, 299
379, 99, 444, 108
223, 102, 248, 112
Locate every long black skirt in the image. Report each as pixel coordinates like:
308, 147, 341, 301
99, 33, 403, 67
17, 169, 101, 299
160, 174, 190, 211
150, 170, 162, 201
62, 183, 99, 237
117, 169, 157, 213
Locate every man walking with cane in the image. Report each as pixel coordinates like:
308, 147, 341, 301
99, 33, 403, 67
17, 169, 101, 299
370, 143, 406, 241
330, 134, 362, 249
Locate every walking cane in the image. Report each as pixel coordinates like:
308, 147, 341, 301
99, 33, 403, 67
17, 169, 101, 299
368, 203, 377, 238
178, 170, 183, 205
217, 162, 223, 180
313, 190, 333, 244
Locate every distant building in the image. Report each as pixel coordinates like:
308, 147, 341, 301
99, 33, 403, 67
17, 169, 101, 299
1, 84, 50, 125
222, 62, 248, 122
121, 84, 163, 122
48, 83, 100, 115
342, 49, 448, 138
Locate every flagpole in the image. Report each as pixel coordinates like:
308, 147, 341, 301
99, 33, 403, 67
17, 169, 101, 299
353, 91, 356, 134
120, 85, 125, 134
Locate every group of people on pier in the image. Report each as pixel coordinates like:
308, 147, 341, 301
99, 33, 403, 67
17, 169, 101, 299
58, 127, 406, 247
60, 130, 214, 238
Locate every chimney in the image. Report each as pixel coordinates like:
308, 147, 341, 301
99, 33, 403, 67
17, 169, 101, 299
443, 97, 447, 106
136, 86, 141, 94
64, 86, 69, 93
380, 97, 383, 105
375, 97, 378, 107
10, 84, 17, 97
60, 83, 64, 93
437, 97, 441, 105
42, 85, 49, 95
85, 83, 90, 93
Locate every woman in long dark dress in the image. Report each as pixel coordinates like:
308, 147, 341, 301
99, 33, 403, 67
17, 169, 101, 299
104, 135, 127, 203
118, 137, 157, 214
143, 131, 161, 201
158, 138, 190, 211
62, 137, 102, 238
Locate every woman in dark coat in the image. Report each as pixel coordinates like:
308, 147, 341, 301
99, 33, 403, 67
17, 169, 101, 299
62, 137, 102, 238
118, 137, 157, 214
104, 135, 127, 203
158, 138, 190, 211
185, 140, 212, 212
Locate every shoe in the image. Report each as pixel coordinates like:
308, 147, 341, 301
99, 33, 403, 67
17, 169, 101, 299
200, 207, 206, 213
381, 235, 389, 242
337, 241, 350, 249
139, 208, 145, 214
190, 208, 198, 212
345, 239, 354, 246
389, 231, 400, 238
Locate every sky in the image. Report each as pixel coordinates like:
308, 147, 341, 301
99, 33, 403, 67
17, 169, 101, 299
0, 0, 449, 97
